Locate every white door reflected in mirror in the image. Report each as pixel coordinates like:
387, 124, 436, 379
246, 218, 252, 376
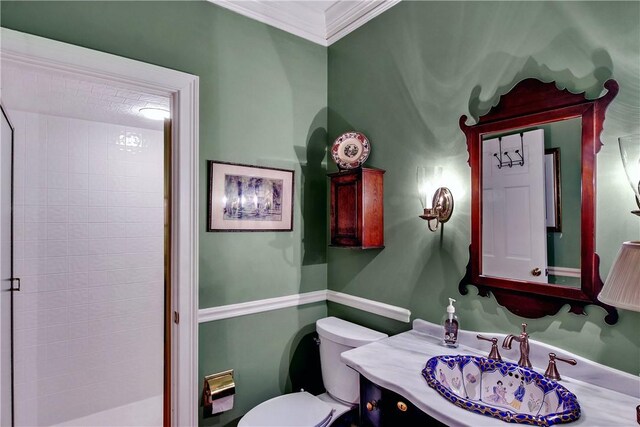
482, 129, 548, 283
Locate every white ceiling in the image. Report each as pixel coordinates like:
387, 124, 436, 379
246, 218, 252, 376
1, 61, 170, 130
209, 0, 401, 46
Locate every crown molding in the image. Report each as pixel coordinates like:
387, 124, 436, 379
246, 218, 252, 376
208, 0, 400, 46
325, 0, 400, 45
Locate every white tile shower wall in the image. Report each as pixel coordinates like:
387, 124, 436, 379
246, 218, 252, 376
10, 110, 164, 426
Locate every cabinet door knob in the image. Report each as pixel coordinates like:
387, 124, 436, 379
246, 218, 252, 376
366, 400, 378, 411
397, 401, 407, 412
531, 267, 541, 277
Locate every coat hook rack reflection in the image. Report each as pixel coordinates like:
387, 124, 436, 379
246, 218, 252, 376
493, 133, 525, 169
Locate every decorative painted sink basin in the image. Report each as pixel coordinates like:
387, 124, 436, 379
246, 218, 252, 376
422, 355, 580, 426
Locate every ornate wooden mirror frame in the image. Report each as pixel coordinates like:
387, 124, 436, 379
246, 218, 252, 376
459, 78, 619, 324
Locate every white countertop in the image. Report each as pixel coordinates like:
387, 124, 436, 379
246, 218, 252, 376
341, 319, 640, 427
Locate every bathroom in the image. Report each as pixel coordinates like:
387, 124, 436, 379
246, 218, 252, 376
0, 1, 639, 426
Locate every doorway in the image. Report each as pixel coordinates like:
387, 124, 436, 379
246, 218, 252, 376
0, 29, 199, 426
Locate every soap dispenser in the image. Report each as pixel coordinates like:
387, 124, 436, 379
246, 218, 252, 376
442, 298, 459, 348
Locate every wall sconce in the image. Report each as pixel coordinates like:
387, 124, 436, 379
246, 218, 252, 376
417, 166, 454, 232
618, 134, 640, 216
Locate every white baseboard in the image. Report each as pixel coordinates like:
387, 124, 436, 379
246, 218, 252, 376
198, 290, 411, 323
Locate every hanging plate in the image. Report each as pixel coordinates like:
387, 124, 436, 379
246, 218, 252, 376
331, 131, 371, 170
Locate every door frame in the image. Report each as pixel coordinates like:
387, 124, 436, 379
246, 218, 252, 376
0, 28, 199, 426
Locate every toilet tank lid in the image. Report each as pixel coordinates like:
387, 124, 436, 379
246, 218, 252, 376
316, 317, 387, 347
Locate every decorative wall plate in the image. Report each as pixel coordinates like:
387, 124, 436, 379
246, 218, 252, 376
331, 131, 370, 169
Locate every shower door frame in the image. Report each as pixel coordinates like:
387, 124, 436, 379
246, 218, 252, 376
0, 28, 200, 426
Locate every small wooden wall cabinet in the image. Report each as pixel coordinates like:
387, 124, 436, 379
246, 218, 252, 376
329, 167, 385, 249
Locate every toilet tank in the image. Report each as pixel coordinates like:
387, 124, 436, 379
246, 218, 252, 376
316, 317, 387, 404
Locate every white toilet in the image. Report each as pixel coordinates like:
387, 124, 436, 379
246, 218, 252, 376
238, 317, 387, 427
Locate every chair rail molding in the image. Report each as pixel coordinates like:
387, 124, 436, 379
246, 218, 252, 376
0, 28, 200, 427
199, 290, 412, 323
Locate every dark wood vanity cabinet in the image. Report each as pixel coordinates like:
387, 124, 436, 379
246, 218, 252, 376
359, 376, 445, 427
328, 168, 384, 249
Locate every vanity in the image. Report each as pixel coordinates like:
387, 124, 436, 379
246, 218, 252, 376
341, 319, 639, 426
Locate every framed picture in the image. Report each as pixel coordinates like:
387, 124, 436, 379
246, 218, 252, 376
544, 148, 562, 232
207, 161, 294, 232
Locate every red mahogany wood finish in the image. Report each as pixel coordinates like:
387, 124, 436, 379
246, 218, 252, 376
459, 78, 619, 324
329, 167, 385, 249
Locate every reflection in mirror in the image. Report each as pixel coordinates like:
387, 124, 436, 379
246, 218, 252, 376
481, 118, 581, 287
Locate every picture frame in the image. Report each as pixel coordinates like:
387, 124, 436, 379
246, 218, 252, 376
544, 148, 562, 232
207, 161, 294, 232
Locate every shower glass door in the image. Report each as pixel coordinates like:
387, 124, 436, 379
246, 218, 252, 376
1, 105, 15, 426
2, 61, 168, 426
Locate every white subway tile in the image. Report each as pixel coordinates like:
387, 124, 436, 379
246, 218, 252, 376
107, 206, 128, 223
69, 154, 89, 174
41, 273, 68, 292
47, 171, 68, 189
107, 222, 127, 238
45, 257, 68, 274
68, 189, 89, 206
47, 223, 68, 240
47, 188, 69, 205
47, 205, 69, 223
88, 207, 107, 223
68, 223, 88, 239
69, 256, 88, 273
68, 239, 89, 256
24, 188, 47, 205
68, 272, 88, 289
24, 222, 47, 241
24, 206, 47, 223
89, 190, 107, 207
88, 270, 109, 287
47, 153, 69, 173
89, 238, 109, 255
107, 191, 128, 207
89, 173, 107, 191
69, 173, 89, 190
107, 238, 128, 254
89, 223, 107, 239
69, 207, 89, 223
47, 240, 68, 257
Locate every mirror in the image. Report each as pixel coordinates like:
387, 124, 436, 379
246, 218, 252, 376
459, 79, 619, 324
481, 118, 582, 288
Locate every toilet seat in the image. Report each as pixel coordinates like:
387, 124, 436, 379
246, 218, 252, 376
238, 392, 335, 427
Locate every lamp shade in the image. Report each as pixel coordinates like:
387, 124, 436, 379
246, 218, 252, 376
598, 241, 640, 311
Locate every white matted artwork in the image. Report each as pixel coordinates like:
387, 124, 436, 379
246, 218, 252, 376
207, 161, 294, 231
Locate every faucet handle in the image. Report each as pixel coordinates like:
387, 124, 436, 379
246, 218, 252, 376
520, 323, 528, 335
477, 335, 502, 361
544, 353, 577, 381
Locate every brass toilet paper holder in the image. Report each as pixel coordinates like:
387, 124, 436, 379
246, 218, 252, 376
201, 369, 235, 418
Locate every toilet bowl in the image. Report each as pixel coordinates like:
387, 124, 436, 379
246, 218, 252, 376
238, 317, 387, 427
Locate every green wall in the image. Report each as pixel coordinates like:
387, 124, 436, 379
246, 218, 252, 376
542, 119, 582, 287
1, 2, 328, 425
328, 1, 640, 374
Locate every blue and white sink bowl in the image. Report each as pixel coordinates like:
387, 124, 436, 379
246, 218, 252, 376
422, 355, 580, 426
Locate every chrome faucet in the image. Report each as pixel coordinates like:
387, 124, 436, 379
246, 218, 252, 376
502, 323, 531, 368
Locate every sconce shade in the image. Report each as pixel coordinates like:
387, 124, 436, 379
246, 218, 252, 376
598, 241, 640, 312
